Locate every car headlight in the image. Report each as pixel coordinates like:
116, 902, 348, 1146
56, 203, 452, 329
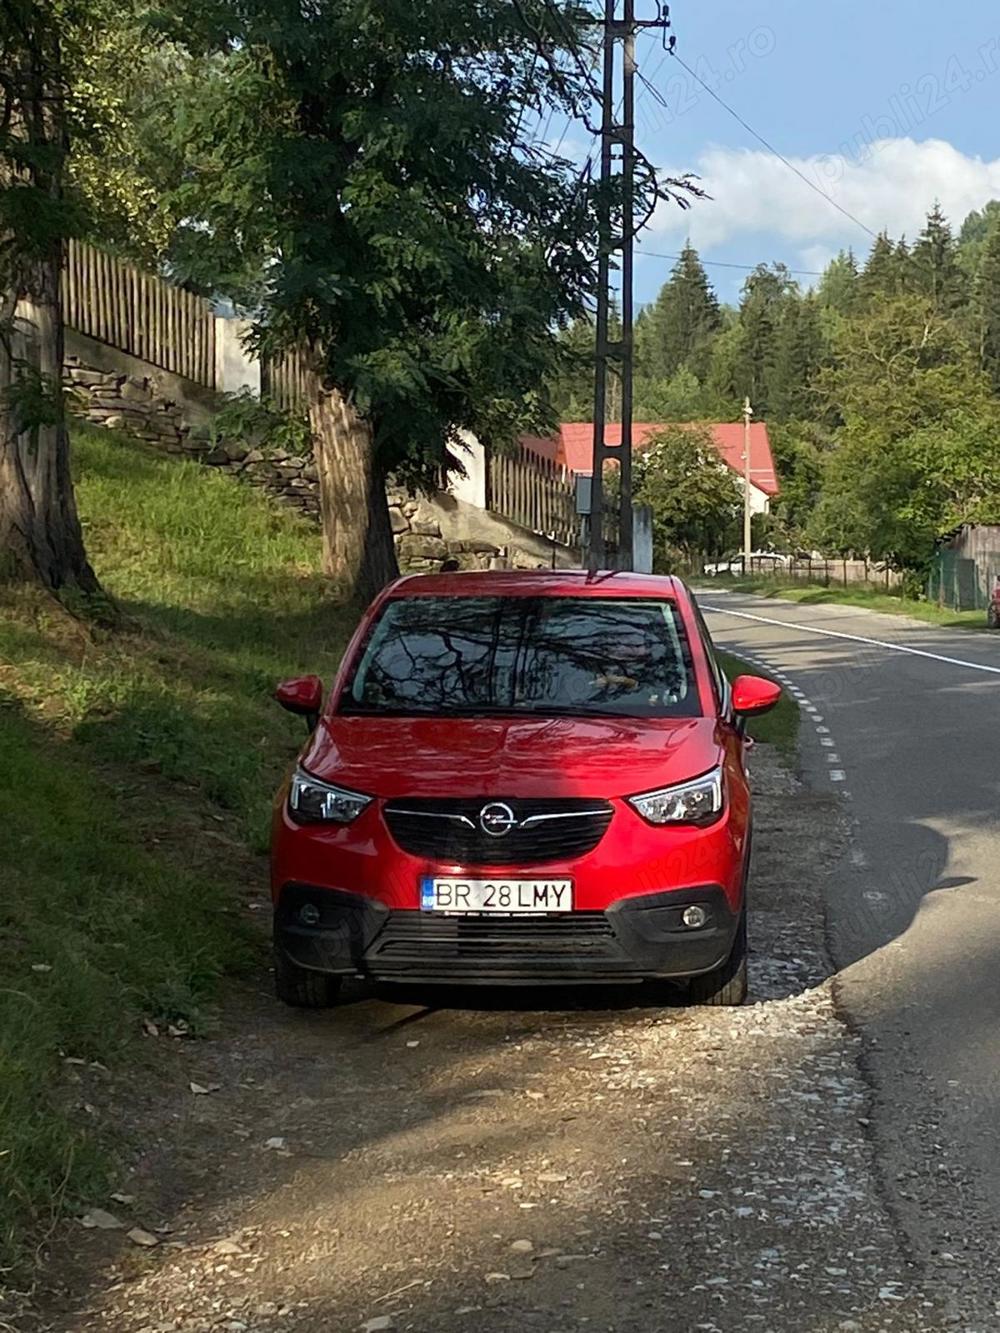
287, 768, 372, 825
628, 767, 724, 827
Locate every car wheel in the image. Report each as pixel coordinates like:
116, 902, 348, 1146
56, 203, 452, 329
273, 947, 342, 1009
686, 912, 748, 1007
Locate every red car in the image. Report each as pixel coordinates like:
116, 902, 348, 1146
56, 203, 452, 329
270, 571, 780, 1008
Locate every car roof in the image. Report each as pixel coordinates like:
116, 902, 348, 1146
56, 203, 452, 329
385, 569, 687, 600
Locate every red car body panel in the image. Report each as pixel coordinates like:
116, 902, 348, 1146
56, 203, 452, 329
270, 571, 768, 986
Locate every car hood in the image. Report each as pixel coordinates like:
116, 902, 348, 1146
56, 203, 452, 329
300, 713, 723, 800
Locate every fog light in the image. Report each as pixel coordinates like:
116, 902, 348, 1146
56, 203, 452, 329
682, 905, 709, 930
299, 902, 321, 927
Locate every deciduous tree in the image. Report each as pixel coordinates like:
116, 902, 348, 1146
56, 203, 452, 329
166, 0, 698, 601
632, 425, 742, 568
1, 0, 99, 595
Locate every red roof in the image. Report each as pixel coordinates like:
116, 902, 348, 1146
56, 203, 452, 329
528, 423, 779, 497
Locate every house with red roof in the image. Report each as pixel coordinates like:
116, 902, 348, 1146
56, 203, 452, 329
521, 422, 780, 515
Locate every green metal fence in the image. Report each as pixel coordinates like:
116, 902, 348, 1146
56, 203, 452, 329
928, 550, 1000, 611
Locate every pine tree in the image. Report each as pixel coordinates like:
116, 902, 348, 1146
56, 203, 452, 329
769, 294, 825, 423
639, 242, 721, 382
858, 232, 899, 307
817, 250, 860, 316
726, 263, 794, 417
912, 204, 967, 315
893, 239, 914, 294
975, 218, 1000, 391
958, 200, 1000, 277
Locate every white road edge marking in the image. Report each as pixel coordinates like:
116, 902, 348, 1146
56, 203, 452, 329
702, 605, 1000, 676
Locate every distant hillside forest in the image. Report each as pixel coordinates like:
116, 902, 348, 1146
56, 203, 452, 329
551, 202, 1000, 576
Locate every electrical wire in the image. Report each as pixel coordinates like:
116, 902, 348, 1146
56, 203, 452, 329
667, 50, 878, 242
635, 248, 825, 278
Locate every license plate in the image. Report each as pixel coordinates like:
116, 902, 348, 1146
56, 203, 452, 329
420, 877, 573, 915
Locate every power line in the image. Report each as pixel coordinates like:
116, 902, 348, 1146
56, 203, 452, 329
667, 50, 878, 242
635, 247, 825, 278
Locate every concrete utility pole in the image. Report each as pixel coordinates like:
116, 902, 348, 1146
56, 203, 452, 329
588, 1, 672, 574
742, 395, 753, 576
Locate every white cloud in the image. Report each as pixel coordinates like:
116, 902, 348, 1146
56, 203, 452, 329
654, 138, 1000, 253
798, 244, 838, 275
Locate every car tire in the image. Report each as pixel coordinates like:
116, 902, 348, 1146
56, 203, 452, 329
273, 948, 342, 1009
686, 912, 748, 1007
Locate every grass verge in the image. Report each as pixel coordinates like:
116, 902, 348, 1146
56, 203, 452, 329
0, 424, 355, 1272
697, 577, 987, 631
717, 651, 800, 758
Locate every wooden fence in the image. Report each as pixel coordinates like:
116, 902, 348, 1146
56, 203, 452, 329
63, 239, 216, 388
706, 556, 902, 588
260, 344, 314, 413
488, 444, 579, 547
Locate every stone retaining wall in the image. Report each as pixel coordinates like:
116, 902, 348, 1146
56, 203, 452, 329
65, 353, 579, 573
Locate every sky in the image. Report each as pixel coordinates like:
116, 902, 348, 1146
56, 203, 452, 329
573, 0, 1000, 306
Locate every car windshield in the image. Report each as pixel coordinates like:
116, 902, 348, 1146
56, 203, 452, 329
341, 596, 700, 719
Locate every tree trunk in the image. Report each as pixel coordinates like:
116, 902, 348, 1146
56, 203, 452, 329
310, 383, 399, 603
0, 260, 99, 594
0, 18, 99, 598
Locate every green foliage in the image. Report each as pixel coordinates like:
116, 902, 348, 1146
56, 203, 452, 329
817, 250, 860, 316
858, 232, 907, 308
0, 1, 87, 278
708, 264, 796, 418
633, 365, 727, 421
818, 295, 991, 438
811, 408, 1000, 570
974, 218, 1000, 391
768, 294, 824, 423
201, 389, 311, 458
636, 242, 721, 382
633, 425, 743, 568
158, 0, 657, 485
548, 311, 623, 422
4, 365, 63, 433
912, 203, 968, 315
958, 200, 1000, 279
767, 421, 828, 545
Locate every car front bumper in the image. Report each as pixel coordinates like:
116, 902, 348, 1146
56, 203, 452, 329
274, 882, 742, 985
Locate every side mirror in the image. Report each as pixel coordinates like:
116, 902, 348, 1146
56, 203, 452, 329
274, 675, 324, 731
731, 674, 782, 719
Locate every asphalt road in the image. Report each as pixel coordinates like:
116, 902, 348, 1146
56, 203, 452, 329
701, 589, 1000, 1312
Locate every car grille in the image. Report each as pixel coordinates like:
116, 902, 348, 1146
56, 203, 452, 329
382, 797, 614, 866
370, 912, 616, 961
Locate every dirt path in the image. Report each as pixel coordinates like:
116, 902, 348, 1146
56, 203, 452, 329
15, 750, 955, 1333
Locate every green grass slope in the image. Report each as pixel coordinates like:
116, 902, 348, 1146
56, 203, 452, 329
0, 425, 354, 1270
697, 577, 987, 631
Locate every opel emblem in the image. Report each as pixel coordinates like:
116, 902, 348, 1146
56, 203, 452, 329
479, 801, 517, 837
